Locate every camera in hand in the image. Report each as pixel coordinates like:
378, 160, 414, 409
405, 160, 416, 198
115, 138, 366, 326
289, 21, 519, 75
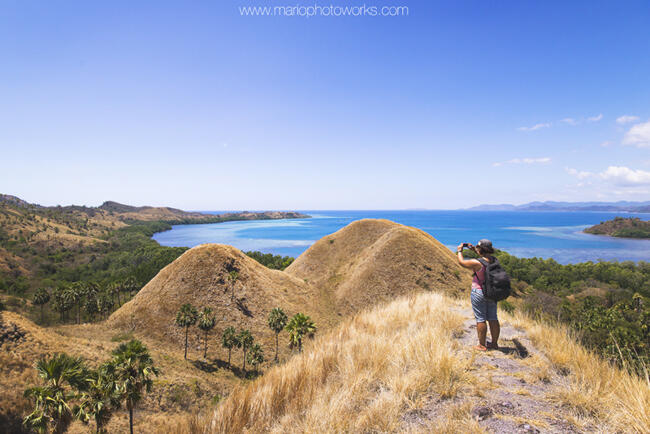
461, 242, 472, 249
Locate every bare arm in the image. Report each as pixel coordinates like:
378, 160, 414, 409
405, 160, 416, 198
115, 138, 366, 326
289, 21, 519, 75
456, 244, 482, 272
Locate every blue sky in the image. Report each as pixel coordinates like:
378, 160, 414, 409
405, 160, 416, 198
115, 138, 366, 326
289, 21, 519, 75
1, 0, 649, 210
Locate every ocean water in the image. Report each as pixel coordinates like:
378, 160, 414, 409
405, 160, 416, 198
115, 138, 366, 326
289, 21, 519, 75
152, 210, 650, 264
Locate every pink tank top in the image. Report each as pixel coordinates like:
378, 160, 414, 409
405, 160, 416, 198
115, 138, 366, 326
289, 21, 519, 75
472, 264, 485, 291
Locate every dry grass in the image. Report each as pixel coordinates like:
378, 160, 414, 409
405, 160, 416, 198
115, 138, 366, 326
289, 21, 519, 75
205, 295, 650, 434
510, 312, 650, 433
208, 292, 469, 433
520, 354, 552, 384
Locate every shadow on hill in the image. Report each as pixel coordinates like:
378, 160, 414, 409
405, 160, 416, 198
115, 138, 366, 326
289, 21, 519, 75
192, 358, 262, 379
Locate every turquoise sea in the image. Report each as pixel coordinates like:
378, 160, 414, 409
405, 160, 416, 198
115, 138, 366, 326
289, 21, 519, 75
152, 211, 650, 264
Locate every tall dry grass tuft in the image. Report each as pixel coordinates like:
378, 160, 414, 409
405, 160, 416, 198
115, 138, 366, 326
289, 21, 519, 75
209, 293, 467, 433
510, 312, 650, 433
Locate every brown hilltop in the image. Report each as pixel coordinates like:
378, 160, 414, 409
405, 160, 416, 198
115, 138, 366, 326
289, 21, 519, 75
285, 219, 471, 315
107, 244, 335, 361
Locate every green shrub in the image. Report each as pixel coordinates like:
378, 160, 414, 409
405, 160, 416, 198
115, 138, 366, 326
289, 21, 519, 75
500, 300, 515, 314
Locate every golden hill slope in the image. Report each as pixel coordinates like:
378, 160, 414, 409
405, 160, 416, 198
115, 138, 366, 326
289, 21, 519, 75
285, 219, 471, 315
107, 244, 336, 364
206, 292, 650, 433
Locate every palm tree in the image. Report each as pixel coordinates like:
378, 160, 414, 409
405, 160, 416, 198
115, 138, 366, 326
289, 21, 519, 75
268, 307, 288, 362
236, 329, 254, 372
23, 353, 89, 434
109, 340, 159, 434
84, 289, 99, 321
175, 303, 198, 360
227, 270, 239, 302
110, 281, 123, 307
197, 307, 216, 359
221, 326, 237, 367
123, 276, 139, 298
33, 288, 51, 324
76, 364, 121, 434
69, 283, 84, 324
97, 291, 114, 320
52, 286, 72, 323
285, 313, 317, 352
246, 343, 264, 373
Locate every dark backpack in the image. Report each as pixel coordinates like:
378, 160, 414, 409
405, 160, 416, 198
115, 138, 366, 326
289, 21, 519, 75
476, 257, 511, 301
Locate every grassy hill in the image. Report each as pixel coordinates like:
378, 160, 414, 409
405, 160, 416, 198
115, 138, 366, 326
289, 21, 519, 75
285, 219, 471, 315
107, 244, 338, 365
584, 216, 650, 238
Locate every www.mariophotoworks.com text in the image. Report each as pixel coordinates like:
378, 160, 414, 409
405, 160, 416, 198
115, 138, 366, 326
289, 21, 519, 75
239, 3, 409, 17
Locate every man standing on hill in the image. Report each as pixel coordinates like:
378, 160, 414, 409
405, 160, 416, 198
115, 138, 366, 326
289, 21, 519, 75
456, 240, 500, 351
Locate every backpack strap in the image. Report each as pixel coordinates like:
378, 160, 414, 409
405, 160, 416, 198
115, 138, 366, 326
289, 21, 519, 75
475, 257, 488, 285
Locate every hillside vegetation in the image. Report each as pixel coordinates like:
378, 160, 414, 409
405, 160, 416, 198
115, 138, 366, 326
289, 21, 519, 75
584, 216, 650, 238
491, 250, 650, 367
0, 309, 241, 433
0, 195, 308, 325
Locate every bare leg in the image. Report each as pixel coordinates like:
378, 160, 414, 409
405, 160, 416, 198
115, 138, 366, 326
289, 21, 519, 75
488, 320, 500, 348
476, 321, 488, 349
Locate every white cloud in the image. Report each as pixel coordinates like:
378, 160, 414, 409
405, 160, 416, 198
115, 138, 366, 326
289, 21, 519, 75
565, 167, 594, 180
622, 120, 650, 148
517, 123, 551, 132
567, 165, 650, 186
616, 115, 639, 125
493, 157, 551, 167
519, 114, 604, 131
599, 141, 612, 147
600, 166, 650, 186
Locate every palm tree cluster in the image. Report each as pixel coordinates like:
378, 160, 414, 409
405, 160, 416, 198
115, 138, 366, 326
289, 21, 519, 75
32, 277, 140, 325
174, 304, 316, 374
23, 339, 158, 434
220, 327, 264, 373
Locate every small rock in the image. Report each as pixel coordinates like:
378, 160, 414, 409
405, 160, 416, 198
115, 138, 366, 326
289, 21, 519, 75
500, 401, 514, 409
519, 423, 540, 433
472, 406, 493, 421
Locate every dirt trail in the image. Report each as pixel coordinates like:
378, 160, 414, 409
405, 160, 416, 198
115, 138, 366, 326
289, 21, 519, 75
403, 306, 598, 433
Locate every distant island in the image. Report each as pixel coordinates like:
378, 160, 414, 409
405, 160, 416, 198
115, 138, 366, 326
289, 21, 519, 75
584, 217, 650, 239
0, 194, 310, 225
467, 200, 650, 213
